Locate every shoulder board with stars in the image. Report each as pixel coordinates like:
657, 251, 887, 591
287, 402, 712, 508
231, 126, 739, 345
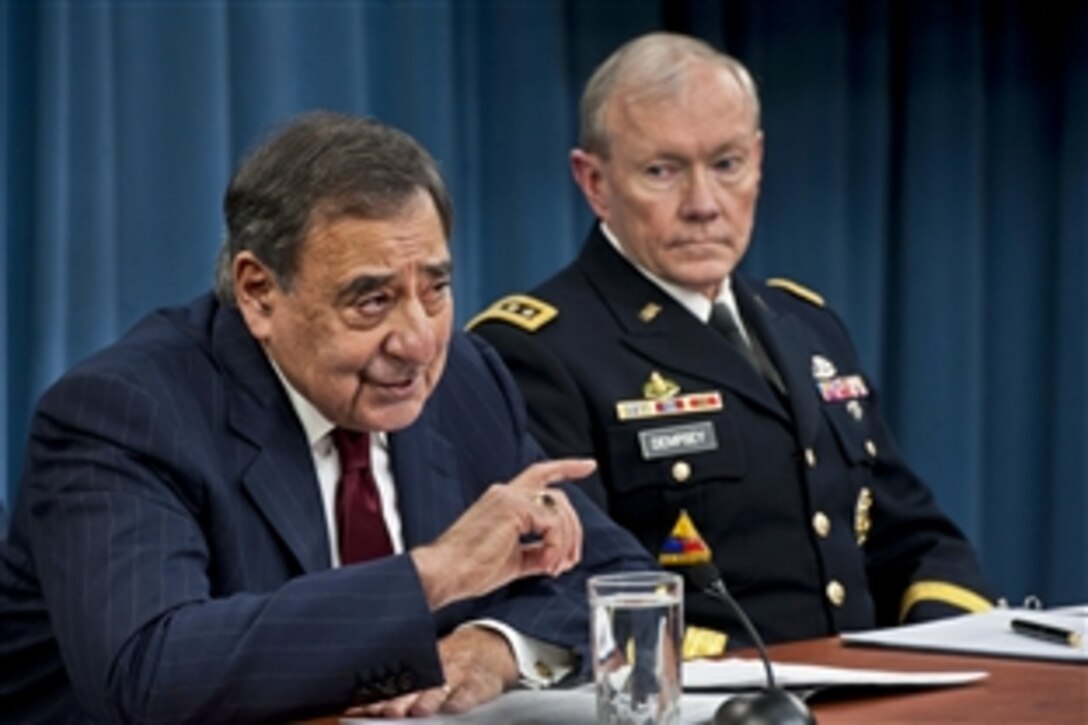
766, 277, 825, 307
466, 294, 558, 333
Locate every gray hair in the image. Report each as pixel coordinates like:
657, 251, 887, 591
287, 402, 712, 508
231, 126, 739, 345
579, 32, 761, 157
215, 111, 453, 303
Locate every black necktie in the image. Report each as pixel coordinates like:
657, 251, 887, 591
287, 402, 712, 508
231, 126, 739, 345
709, 302, 786, 394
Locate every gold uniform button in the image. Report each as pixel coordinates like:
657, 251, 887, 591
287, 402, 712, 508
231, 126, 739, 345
812, 512, 831, 538
672, 460, 692, 483
804, 449, 817, 468
826, 580, 846, 607
864, 439, 878, 457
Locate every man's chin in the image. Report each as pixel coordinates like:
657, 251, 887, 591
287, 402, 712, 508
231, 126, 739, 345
673, 268, 736, 295
355, 397, 427, 433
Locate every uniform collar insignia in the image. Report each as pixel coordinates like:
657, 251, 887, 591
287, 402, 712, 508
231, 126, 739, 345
638, 302, 662, 323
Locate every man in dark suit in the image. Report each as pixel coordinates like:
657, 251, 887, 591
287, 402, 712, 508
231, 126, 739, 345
471, 33, 992, 651
0, 112, 654, 723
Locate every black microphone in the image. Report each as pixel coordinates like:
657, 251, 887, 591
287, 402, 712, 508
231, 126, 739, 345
683, 562, 815, 725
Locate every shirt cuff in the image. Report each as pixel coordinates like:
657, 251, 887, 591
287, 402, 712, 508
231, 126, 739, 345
462, 619, 575, 688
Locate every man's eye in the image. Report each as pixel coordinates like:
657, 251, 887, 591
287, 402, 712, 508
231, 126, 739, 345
644, 163, 676, 181
423, 278, 452, 305
714, 154, 746, 176
356, 293, 392, 315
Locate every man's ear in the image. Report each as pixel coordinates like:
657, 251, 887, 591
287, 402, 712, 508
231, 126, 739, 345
233, 251, 278, 340
570, 149, 609, 219
751, 129, 765, 184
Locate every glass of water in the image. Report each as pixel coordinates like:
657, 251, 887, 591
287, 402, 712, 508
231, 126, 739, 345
588, 571, 683, 725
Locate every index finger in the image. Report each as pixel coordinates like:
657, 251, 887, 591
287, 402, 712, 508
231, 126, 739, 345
510, 458, 597, 492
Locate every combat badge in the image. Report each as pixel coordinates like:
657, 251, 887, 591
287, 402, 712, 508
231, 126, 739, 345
855, 487, 873, 545
642, 371, 680, 400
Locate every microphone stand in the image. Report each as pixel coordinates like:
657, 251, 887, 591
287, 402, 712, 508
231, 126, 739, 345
683, 563, 815, 725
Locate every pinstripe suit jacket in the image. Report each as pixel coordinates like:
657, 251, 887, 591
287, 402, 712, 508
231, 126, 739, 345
0, 293, 653, 723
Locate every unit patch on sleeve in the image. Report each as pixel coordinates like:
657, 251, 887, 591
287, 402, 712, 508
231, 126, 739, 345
658, 510, 713, 566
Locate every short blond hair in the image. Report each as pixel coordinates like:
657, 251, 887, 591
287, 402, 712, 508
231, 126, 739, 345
579, 32, 761, 158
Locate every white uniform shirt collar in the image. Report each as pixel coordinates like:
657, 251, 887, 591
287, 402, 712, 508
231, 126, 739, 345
599, 221, 744, 325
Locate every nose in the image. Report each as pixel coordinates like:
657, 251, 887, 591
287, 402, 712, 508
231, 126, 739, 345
385, 298, 437, 365
679, 167, 720, 223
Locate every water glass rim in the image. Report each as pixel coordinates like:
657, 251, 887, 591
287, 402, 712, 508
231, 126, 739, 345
587, 570, 682, 589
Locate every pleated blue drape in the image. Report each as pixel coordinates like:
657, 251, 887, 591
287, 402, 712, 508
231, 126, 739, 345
3, 0, 1085, 606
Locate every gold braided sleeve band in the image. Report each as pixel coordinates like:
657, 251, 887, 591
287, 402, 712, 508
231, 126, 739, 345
899, 580, 993, 623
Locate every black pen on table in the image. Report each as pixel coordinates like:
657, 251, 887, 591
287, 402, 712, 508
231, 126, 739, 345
1010, 618, 1083, 647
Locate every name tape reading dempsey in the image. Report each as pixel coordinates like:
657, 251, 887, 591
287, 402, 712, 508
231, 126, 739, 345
638, 421, 718, 460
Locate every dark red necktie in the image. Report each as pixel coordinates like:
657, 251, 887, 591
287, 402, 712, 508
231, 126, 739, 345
332, 428, 394, 564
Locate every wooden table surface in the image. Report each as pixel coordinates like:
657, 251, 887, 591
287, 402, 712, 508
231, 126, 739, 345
767, 636, 1088, 723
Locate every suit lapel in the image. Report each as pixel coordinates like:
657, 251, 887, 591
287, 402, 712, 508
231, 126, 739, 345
389, 408, 462, 548
578, 230, 789, 420
213, 304, 331, 573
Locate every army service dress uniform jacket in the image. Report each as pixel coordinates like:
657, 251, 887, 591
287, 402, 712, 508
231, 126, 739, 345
471, 227, 992, 647
0, 292, 654, 723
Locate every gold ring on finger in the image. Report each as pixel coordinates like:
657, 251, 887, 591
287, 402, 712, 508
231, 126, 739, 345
534, 491, 558, 512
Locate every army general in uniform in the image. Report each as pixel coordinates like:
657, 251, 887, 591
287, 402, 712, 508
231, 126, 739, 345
471, 33, 992, 650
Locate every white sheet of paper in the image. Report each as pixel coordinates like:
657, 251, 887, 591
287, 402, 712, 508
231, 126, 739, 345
682, 656, 988, 690
842, 607, 1088, 663
341, 686, 725, 724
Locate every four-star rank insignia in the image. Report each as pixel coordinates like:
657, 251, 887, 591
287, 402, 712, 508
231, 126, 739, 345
465, 294, 557, 333
659, 510, 712, 566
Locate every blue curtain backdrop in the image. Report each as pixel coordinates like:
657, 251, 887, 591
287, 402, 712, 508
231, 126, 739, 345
3, 1, 1085, 606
